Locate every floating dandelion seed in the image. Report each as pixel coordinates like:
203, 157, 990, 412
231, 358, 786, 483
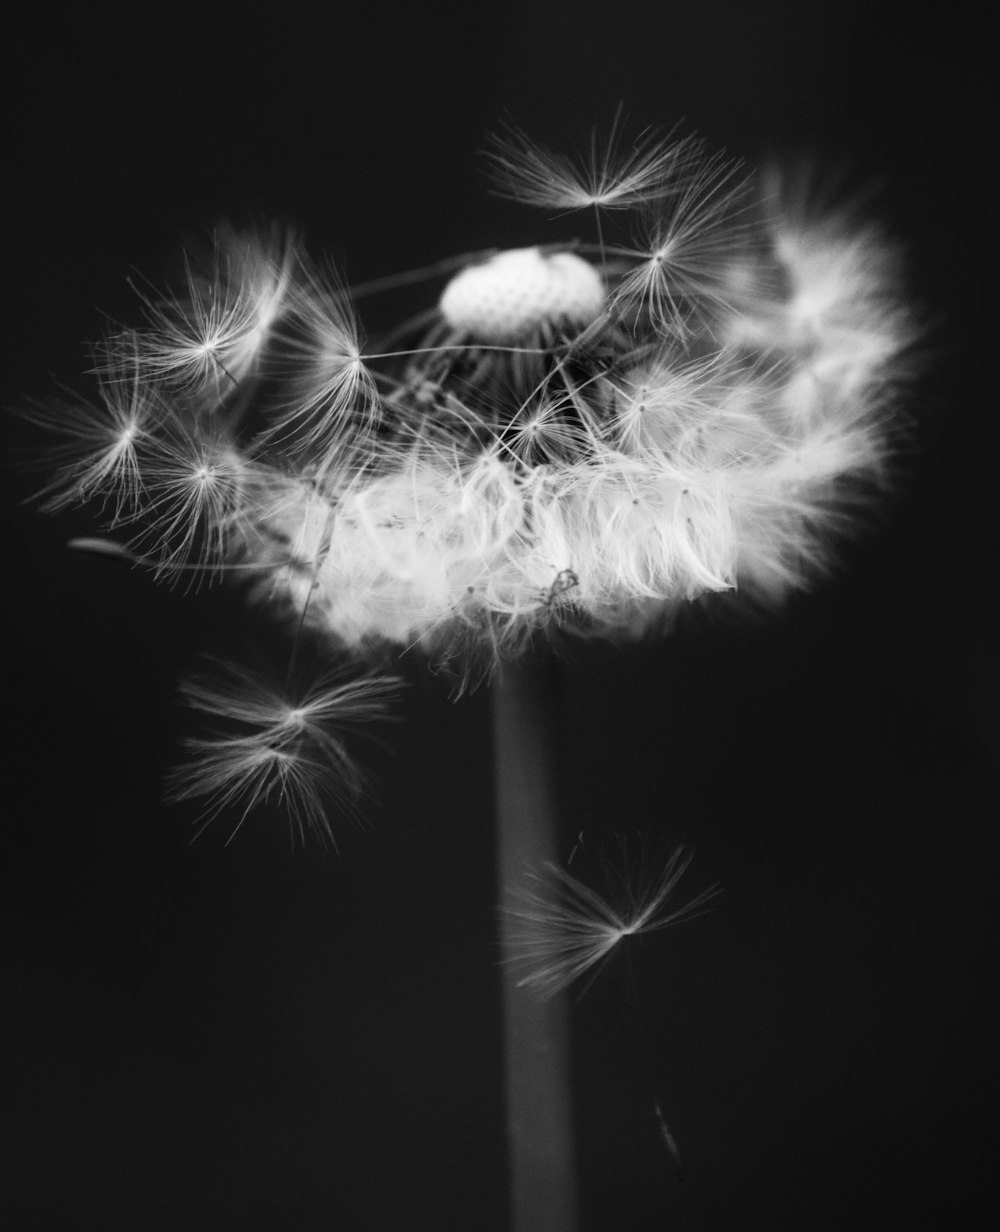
505, 842, 720, 999
167, 660, 400, 847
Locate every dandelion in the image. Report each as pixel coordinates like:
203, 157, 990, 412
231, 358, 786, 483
23, 120, 916, 1232
20, 122, 915, 826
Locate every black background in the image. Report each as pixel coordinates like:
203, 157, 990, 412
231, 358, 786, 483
3, 4, 995, 1229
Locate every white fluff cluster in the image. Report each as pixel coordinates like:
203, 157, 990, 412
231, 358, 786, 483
26, 127, 913, 836
232, 164, 909, 655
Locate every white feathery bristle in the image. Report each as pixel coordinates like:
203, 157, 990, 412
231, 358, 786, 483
438, 248, 605, 343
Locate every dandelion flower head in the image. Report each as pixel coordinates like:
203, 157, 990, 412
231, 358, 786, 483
24, 124, 915, 834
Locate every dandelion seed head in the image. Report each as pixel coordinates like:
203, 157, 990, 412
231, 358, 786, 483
26, 144, 910, 648
24, 123, 916, 829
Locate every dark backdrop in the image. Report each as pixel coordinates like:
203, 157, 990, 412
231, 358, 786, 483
3, 5, 995, 1230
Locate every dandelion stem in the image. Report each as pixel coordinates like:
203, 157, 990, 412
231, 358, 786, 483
493, 653, 578, 1232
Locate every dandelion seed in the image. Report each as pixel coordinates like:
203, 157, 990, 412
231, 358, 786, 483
168, 660, 399, 846
608, 152, 752, 334
19, 342, 157, 517
263, 253, 380, 468
126, 425, 254, 584
486, 117, 697, 212
497, 393, 602, 464
115, 227, 296, 398
504, 841, 720, 998
608, 351, 733, 460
